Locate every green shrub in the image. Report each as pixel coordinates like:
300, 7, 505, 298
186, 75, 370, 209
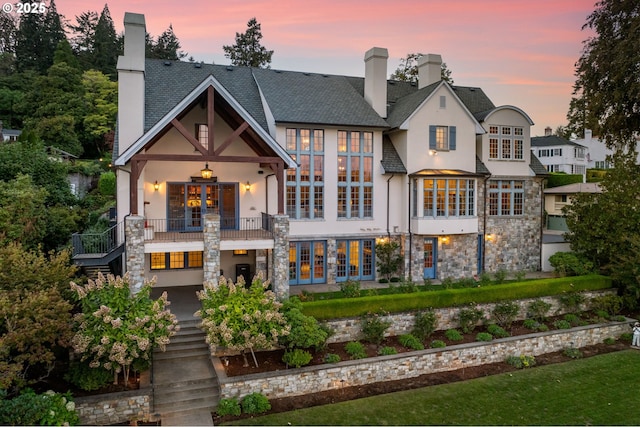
514, 270, 527, 281
457, 306, 484, 333
441, 277, 455, 289
603, 337, 616, 345
493, 268, 507, 284
378, 346, 397, 356
546, 173, 583, 188
558, 292, 586, 313
398, 280, 418, 293
491, 301, 519, 328
444, 329, 463, 341
523, 318, 540, 330
339, 279, 361, 298
64, 360, 112, 391
324, 353, 341, 363
412, 308, 438, 341
345, 341, 367, 359
563, 313, 581, 326
594, 309, 610, 320
217, 398, 241, 417
563, 347, 583, 359
553, 319, 572, 329
361, 312, 391, 345
430, 340, 446, 348
476, 332, 493, 342
456, 277, 477, 288
612, 315, 627, 322
620, 332, 632, 343
527, 299, 552, 322
279, 297, 329, 351
282, 349, 313, 368
478, 272, 492, 286
398, 334, 424, 350
549, 252, 594, 276
241, 392, 271, 414
538, 324, 549, 332
590, 294, 624, 317
97, 171, 116, 196
506, 354, 536, 369
486, 324, 510, 338
0, 389, 79, 426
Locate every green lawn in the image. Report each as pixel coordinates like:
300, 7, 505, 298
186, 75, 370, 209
225, 350, 640, 425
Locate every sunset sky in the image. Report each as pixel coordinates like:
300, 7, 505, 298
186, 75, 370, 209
58, 0, 597, 136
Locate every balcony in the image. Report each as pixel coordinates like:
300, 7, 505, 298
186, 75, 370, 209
143, 213, 274, 242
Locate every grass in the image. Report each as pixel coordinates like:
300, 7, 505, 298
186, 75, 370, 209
224, 350, 640, 425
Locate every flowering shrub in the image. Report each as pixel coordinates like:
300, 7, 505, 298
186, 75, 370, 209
506, 354, 536, 369
69, 273, 179, 385
196, 274, 289, 366
0, 389, 79, 426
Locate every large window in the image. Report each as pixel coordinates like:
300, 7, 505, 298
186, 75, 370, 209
150, 251, 203, 270
336, 239, 374, 282
286, 129, 324, 219
488, 180, 524, 216
288, 241, 326, 285
195, 123, 209, 150
429, 125, 456, 151
420, 178, 475, 217
489, 125, 524, 160
337, 131, 373, 218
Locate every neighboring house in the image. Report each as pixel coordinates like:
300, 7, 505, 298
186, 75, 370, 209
0, 120, 21, 142
75, 13, 547, 297
531, 131, 587, 181
543, 182, 602, 232
575, 129, 613, 170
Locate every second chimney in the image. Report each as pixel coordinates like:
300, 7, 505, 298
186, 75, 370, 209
417, 54, 442, 89
364, 47, 388, 118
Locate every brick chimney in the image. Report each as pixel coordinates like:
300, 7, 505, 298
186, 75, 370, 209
417, 54, 442, 89
364, 47, 388, 118
117, 12, 146, 154
545, 126, 552, 136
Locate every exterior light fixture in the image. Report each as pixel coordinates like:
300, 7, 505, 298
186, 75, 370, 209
200, 162, 213, 179
440, 236, 450, 245
154, 180, 159, 191
429, 149, 438, 156
485, 233, 494, 242
244, 181, 251, 191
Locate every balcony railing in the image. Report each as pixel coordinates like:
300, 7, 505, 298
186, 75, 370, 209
72, 221, 125, 257
144, 213, 273, 241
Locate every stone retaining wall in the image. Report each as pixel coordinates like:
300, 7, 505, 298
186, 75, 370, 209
75, 388, 153, 426
215, 320, 631, 400
324, 290, 614, 344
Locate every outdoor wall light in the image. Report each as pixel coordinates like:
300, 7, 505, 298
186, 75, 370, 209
245, 181, 251, 191
485, 233, 494, 242
440, 236, 450, 245
154, 180, 159, 191
200, 162, 213, 179
429, 149, 438, 156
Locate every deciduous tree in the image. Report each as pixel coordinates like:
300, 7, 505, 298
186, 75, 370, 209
390, 53, 454, 84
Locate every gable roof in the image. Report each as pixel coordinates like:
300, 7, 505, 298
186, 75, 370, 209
531, 135, 586, 148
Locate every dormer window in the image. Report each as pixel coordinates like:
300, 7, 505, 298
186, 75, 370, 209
488, 125, 523, 160
429, 125, 456, 152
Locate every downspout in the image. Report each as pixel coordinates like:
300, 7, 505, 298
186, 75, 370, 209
407, 177, 412, 281
482, 174, 490, 273
539, 177, 545, 272
386, 174, 394, 238
264, 173, 275, 279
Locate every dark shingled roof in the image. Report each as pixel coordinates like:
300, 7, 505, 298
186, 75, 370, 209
529, 152, 550, 176
381, 136, 407, 174
531, 135, 586, 148
476, 156, 491, 175
385, 81, 441, 129
451, 86, 496, 116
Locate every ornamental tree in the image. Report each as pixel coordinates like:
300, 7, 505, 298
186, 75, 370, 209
70, 273, 179, 386
196, 273, 289, 367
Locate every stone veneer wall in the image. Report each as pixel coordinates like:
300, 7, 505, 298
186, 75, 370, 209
484, 177, 543, 272
203, 213, 220, 287
272, 215, 290, 299
216, 320, 630, 400
323, 290, 614, 344
125, 215, 145, 294
438, 233, 478, 279
75, 388, 153, 426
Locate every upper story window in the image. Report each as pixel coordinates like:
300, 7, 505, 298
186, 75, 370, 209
150, 251, 203, 270
489, 125, 524, 160
196, 123, 208, 150
488, 180, 524, 216
538, 148, 562, 157
418, 178, 475, 218
337, 130, 373, 219
286, 128, 324, 219
574, 147, 585, 159
429, 125, 456, 152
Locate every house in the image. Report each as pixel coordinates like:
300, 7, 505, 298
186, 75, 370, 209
74, 12, 547, 297
543, 182, 602, 232
531, 130, 587, 181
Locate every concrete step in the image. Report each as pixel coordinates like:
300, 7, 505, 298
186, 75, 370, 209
83, 265, 111, 279
154, 346, 211, 360
154, 378, 219, 404
154, 388, 220, 414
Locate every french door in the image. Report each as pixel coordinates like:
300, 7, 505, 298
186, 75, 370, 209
423, 238, 437, 279
167, 183, 237, 231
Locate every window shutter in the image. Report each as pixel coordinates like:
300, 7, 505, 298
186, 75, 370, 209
429, 126, 436, 150
449, 126, 456, 150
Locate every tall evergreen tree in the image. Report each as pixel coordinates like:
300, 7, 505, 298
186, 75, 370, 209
92, 5, 119, 77
0, 12, 16, 54
68, 10, 98, 68
148, 24, 186, 60
223, 18, 273, 68
15, 0, 66, 73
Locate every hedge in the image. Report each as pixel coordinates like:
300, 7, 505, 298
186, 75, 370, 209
300, 275, 612, 321
546, 173, 584, 188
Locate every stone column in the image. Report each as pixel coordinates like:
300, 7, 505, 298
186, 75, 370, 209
271, 215, 289, 299
256, 249, 268, 279
203, 213, 221, 288
326, 238, 337, 285
125, 215, 145, 295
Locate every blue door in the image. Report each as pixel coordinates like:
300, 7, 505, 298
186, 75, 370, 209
423, 238, 437, 279
477, 234, 484, 274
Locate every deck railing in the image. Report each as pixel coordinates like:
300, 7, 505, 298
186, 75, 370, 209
143, 214, 273, 241
72, 221, 125, 257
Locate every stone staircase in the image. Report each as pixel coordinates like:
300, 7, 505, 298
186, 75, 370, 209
83, 265, 112, 279
152, 319, 220, 422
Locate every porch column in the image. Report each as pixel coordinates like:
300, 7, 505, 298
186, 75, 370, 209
271, 215, 289, 299
125, 215, 145, 295
326, 238, 337, 285
203, 213, 221, 288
